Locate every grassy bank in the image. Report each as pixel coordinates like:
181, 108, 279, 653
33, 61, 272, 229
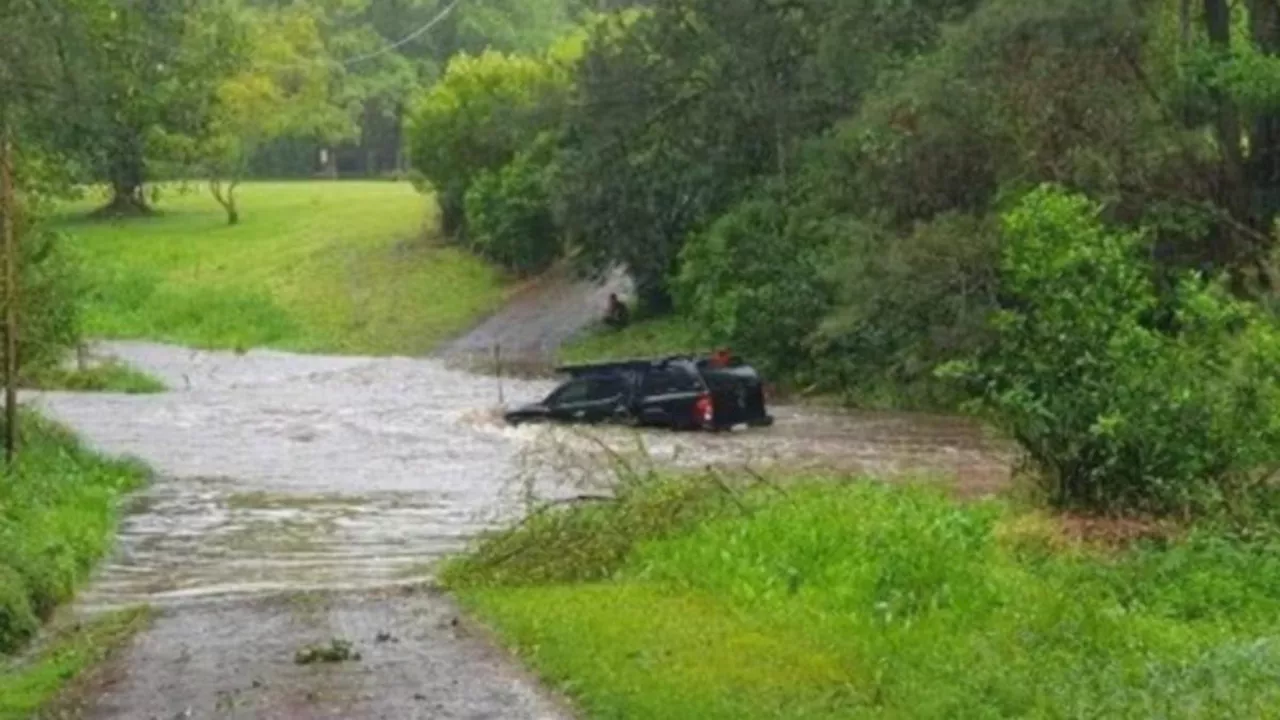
55, 181, 510, 355
559, 316, 708, 365
23, 362, 166, 394
445, 479, 1280, 719
0, 415, 149, 656
0, 608, 150, 720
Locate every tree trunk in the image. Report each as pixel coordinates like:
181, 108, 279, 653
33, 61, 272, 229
210, 177, 240, 226
1249, 0, 1280, 237
102, 131, 151, 216
1204, 0, 1250, 266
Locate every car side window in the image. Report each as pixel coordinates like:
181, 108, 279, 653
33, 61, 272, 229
641, 368, 700, 396
548, 379, 593, 405
589, 376, 627, 402
549, 376, 627, 405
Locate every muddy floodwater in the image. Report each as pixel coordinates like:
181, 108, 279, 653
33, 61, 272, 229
29, 341, 1009, 719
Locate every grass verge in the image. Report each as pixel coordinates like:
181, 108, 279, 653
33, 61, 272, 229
1, 414, 149, 655
0, 607, 150, 720
23, 361, 166, 394
559, 316, 708, 365
55, 181, 510, 355
445, 477, 1280, 719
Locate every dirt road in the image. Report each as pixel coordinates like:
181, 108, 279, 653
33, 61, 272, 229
31, 341, 1008, 719
436, 265, 631, 374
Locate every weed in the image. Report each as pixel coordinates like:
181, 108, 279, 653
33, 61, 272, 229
294, 639, 361, 665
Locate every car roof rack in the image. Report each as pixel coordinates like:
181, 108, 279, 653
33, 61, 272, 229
555, 355, 698, 377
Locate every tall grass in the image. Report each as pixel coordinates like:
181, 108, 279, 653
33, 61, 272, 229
559, 316, 709, 365
0, 415, 148, 654
448, 479, 1280, 719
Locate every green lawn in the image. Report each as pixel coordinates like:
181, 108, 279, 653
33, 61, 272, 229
54, 181, 510, 355
447, 480, 1280, 719
559, 316, 709, 365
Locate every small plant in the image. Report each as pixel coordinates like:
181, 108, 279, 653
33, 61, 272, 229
293, 638, 361, 665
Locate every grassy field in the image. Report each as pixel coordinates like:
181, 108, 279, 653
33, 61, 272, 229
54, 181, 510, 355
445, 478, 1280, 719
559, 316, 709, 364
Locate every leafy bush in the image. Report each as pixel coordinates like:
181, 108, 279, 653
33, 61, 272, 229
946, 186, 1280, 514
464, 136, 563, 275
6, 228, 82, 377
407, 50, 572, 238
676, 193, 840, 381
814, 212, 999, 408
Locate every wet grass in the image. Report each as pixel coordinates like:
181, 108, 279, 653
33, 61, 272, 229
224, 491, 367, 512
0, 414, 150, 656
23, 361, 166, 394
54, 181, 511, 355
559, 316, 709, 365
0, 607, 150, 720
446, 479, 1280, 719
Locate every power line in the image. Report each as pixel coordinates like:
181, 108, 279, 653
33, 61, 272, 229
340, 0, 463, 67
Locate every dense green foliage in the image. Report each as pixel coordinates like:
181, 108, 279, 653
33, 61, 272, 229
407, 49, 571, 239
464, 136, 562, 275
0, 415, 148, 654
5, 228, 82, 379
948, 187, 1280, 514
451, 479, 1280, 719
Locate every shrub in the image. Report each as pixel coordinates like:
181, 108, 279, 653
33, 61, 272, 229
816, 212, 999, 408
464, 136, 563, 275
676, 193, 840, 381
6, 228, 82, 376
946, 186, 1280, 515
407, 50, 572, 238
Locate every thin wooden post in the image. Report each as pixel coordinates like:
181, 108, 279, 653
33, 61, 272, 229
1, 123, 18, 467
494, 342, 504, 405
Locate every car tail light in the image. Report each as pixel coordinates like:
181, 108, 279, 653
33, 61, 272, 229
694, 393, 714, 425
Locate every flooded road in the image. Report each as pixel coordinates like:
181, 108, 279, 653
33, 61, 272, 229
30, 341, 1009, 719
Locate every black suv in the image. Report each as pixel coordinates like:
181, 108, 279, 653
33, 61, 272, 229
504, 355, 774, 431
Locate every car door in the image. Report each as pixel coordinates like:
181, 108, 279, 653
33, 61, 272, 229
636, 366, 703, 428
548, 375, 628, 423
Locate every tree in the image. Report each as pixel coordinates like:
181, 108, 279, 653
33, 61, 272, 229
407, 49, 572, 236
554, 0, 978, 311
204, 5, 351, 224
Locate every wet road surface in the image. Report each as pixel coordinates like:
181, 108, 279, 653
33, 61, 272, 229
30, 341, 1009, 719
436, 265, 631, 374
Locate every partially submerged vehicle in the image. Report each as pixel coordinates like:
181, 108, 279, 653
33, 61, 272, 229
504, 353, 774, 431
